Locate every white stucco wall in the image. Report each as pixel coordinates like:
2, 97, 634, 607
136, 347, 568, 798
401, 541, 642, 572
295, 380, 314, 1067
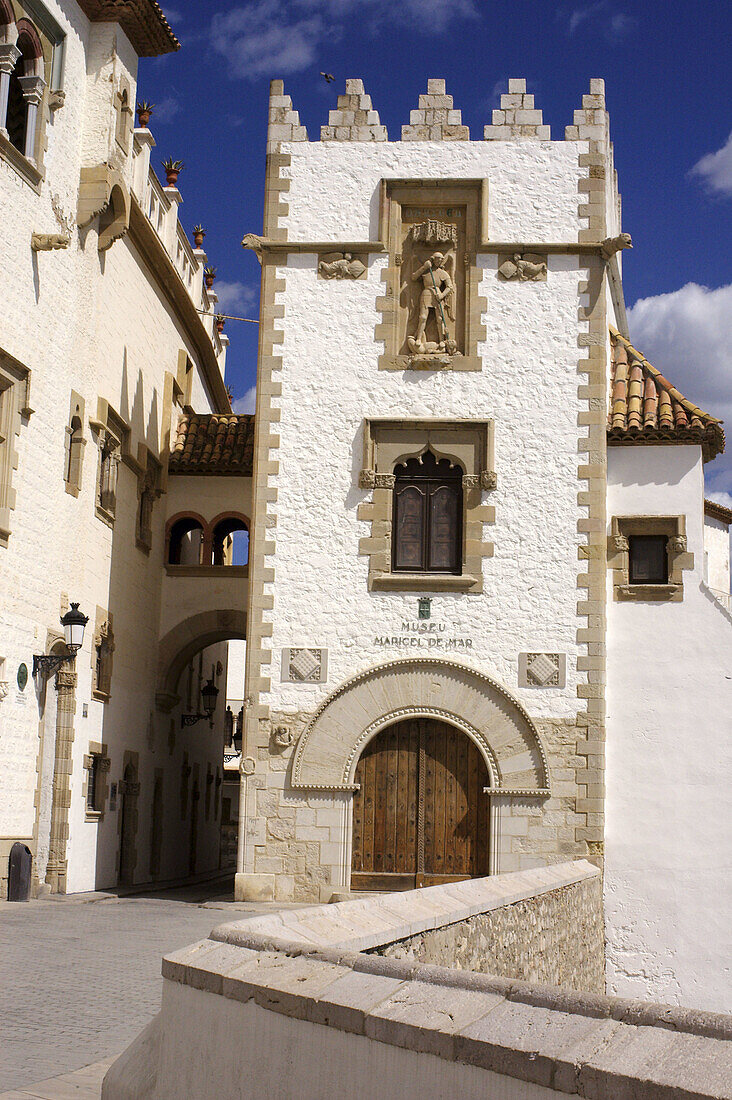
265, 140, 591, 722
605, 445, 732, 1012
704, 512, 730, 597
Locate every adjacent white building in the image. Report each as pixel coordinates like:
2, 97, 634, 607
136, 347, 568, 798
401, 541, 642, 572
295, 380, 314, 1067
0, 0, 251, 898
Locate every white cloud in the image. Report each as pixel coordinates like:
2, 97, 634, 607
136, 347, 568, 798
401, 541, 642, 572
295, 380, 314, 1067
627, 282, 732, 492
564, 2, 634, 39
232, 386, 257, 414
151, 96, 180, 124
690, 132, 732, 198
215, 281, 259, 315
211, 0, 479, 80
707, 490, 732, 510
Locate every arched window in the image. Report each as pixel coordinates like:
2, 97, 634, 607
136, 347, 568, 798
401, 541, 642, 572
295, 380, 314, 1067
168, 516, 205, 565
212, 515, 249, 566
5, 20, 44, 161
392, 451, 462, 574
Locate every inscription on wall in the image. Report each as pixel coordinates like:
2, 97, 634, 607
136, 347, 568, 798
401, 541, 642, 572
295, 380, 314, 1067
374, 620, 473, 650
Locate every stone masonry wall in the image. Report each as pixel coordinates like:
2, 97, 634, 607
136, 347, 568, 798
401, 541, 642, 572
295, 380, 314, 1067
373, 877, 605, 994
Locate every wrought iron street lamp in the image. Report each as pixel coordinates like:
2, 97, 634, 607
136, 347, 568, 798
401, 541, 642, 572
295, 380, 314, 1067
33, 603, 89, 678
181, 677, 220, 728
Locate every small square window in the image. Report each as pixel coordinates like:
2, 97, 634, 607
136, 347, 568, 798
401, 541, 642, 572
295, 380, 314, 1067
629, 535, 668, 585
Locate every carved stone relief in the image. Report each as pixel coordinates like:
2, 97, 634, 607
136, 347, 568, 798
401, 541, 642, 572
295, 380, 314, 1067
601, 232, 632, 260
31, 233, 70, 252
402, 216, 461, 365
281, 647, 328, 684
518, 652, 566, 689
498, 253, 547, 282
318, 252, 367, 280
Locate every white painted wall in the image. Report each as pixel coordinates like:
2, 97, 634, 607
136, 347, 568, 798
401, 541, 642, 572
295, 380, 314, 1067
0, 0, 230, 893
605, 445, 732, 1012
704, 513, 730, 597
265, 140, 591, 723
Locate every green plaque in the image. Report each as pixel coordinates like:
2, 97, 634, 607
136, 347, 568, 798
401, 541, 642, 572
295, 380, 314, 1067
17, 663, 28, 691
418, 598, 431, 620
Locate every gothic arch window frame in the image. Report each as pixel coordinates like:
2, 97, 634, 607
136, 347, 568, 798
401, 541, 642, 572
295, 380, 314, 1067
392, 450, 464, 575
358, 418, 496, 593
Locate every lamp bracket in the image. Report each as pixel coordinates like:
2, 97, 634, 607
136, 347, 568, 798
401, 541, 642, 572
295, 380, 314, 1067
181, 713, 206, 728
33, 651, 72, 679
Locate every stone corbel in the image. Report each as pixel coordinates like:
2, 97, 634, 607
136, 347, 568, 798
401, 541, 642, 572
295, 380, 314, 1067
667, 535, 687, 554
48, 90, 65, 110
242, 233, 266, 264
77, 166, 131, 251
31, 233, 70, 252
601, 233, 633, 260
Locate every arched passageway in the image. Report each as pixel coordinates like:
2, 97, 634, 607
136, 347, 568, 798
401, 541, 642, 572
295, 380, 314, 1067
351, 717, 490, 891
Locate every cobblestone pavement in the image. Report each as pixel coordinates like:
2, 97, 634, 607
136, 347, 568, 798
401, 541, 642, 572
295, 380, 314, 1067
0, 880, 285, 1093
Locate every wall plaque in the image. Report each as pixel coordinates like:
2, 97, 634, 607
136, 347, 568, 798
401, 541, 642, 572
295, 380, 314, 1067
281, 648, 328, 684
518, 652, 566, 689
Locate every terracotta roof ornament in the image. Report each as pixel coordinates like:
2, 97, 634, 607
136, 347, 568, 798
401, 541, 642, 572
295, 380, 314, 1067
608, 329, 725, 462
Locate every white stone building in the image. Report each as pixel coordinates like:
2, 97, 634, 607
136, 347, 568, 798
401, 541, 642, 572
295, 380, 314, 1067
0, 0, 253, 898
236, 77, 732, 1013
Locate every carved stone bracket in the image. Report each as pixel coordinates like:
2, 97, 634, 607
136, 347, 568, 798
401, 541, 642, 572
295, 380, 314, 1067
31, 233, 70, 252
462, 471, 497, 491
318, 252, 367, 280
242, 233, 266, 264
668, 535, 687, 554
601, 232, 633, 260
498, 253, 548, 281
611, 534, 629, 553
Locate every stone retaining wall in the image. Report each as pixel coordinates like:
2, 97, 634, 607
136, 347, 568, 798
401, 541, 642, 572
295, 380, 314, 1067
374, 877, 604, 993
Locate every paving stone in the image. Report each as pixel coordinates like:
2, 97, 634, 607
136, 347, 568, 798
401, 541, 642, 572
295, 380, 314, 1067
0, 886, 278, 1093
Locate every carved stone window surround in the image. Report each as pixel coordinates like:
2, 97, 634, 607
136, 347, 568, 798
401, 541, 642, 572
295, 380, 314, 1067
608, 515, 693, 602
83, 741, 110, 819
90, 399, 129, 527
375, 179, 488, 372
0, 349, 31, 547
91, 607, 114, 701
358, 419, 495, 594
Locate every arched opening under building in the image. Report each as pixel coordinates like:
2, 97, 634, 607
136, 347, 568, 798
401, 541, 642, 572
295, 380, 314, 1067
351, 716, 490, 891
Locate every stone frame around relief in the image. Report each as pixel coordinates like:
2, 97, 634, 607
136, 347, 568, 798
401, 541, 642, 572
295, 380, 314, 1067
281, 647, 329, 684
375, 179, 488, 372
518, 652, 567, 689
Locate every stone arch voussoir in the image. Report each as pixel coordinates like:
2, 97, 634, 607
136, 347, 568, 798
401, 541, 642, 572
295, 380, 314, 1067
291, 658, 550, 795
156, 609, 246, 712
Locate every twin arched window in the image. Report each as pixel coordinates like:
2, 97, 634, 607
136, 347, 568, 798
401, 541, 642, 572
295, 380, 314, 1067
1, 14, 45, 163
392, 451, 462, 574
167, 513, 249, 567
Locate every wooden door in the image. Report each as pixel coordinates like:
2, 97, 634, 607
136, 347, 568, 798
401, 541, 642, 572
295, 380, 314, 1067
351, 717, 489, 891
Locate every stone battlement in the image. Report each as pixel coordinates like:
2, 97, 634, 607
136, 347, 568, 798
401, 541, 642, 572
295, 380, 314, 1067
267, 76, 610, 150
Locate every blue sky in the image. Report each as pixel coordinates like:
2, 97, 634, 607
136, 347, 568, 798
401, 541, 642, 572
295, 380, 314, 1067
141, 0, 732, 496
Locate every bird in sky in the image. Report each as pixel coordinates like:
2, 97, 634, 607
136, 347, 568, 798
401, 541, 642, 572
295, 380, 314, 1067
320, 72, 335, 83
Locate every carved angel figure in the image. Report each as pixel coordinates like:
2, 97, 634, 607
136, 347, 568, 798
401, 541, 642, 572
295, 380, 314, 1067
318, 252, 366, 279
407, 251, 455, 353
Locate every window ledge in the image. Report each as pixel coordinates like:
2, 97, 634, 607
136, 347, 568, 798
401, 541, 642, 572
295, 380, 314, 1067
95, 505, 115, 529
616, 583, 683, 602
92, 689, 110, 703
165, 564, 249, 577
0, 132, 42, 192
85, 810, 104, 822
371, 572, 481, 593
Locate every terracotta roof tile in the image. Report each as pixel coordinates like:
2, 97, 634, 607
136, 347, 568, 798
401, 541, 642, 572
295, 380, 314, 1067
608, 329, 725, 462
76, 0, 179, 57
705, 499, 732, 526
169, 413, 254, 476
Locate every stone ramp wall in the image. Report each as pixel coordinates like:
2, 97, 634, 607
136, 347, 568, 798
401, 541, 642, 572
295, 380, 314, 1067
373, 876, 604, 993
103, 862, 732, 1100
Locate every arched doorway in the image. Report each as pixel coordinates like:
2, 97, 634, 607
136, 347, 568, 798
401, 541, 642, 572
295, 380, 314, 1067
351, 717, 490, 891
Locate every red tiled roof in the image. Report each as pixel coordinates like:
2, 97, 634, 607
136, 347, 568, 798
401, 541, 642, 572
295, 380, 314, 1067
169, 413, 254, 476
608, 329, 725, 462
76, 0, 179, 56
